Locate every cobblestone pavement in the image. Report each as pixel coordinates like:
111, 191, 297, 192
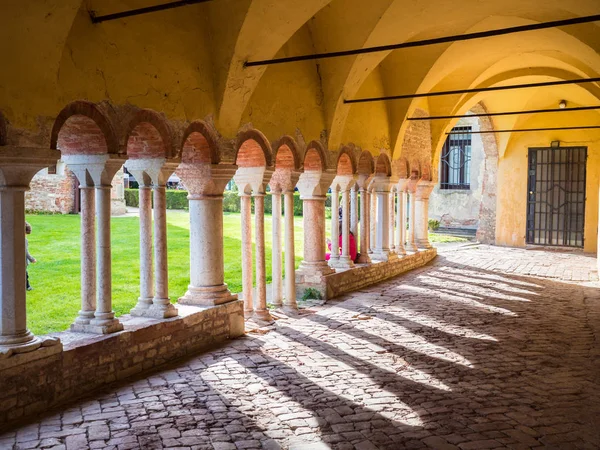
2, 246, 600, 449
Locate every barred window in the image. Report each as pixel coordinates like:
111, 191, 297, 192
440, 126, 472, 190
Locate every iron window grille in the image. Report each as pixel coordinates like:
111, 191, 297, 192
526, 147, 587, 248
440, 126, 472, 190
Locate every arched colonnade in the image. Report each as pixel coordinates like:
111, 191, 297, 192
0, 101, 436, 356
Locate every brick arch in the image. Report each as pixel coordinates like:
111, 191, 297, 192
409, 159, 421, 179
336, 146, 357, 175
51, 101, 118, 155
357, 151, 374, 175
272, 135, 301, 170
394, 157, 410, 179
304, 141, 328, 172
235, 129, 272, 167
375, 153, 391, 176
421, 160, 432, 181
0, 110, 6, 146
125, 109, 174, 159
181, 121, 220, 164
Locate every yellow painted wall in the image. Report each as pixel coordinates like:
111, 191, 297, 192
496, 114, 600, 253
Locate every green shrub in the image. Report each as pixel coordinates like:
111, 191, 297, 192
223, 191, 241, 213
166, 190, 189, 210
124, 189, 139, 207
428, 219, 441, 231
301, 287, 322, 300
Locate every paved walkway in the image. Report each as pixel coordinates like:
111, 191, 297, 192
2, 246, 600, 449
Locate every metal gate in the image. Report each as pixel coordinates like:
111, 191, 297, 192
526, 147, 587, 247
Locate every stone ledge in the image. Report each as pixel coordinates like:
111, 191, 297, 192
297, 249, 437, 300
0, 300, 244, 429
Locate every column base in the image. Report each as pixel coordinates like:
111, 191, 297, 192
356, 253, 371, 264
297, 261, 336, 282
0, 333, 61, 359
416, 239, 433, 250
405, 242, 419, 252
73, 310, 96, 326
129, 298, 154, 317
252, 309, 274, 322
178, 284, 238, 307
329, 256, 355, 270
73, 314, 123, 334
371, 250, 399, 262
395, 245, 407, 256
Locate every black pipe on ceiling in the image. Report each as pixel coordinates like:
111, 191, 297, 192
89, 0, 213, 24
344, 77, 600, 104
447, 125, 600, 134
245, 14, 600, 67
408, 105, 600, 121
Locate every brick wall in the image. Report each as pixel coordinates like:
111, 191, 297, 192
297, 250, 437, 300
0, 301, 244, 429
26, 164, 77, 214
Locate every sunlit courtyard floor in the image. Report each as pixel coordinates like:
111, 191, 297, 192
3, 246, 599, 449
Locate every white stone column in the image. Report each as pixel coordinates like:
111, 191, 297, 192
329, 186, 340, 266
124, 165, 153, 316
389, 189, 396, 252
0, 148, 64, 357
406, 182, 418, 252
92, 174, 123, 333
76, 186, 97, 325
150, 179, 178, 318
296, 171, 336, 287
415, 181, 435, 249
253, 193, 272, 322
371, 177, 397, 261
177, 164, 238, 307
350, 185, 358, 236
283, 190, 297, 311
65, 154, 123, 334
395, 180, 408, 256
356, 180, 371, 264
271, 190, 283, 307
240, 194, 253, 316
369, 186, 377, 255
333, 176, 355, 269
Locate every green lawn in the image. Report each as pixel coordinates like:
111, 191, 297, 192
25, 211, 451, 335
25, 211, 306, 335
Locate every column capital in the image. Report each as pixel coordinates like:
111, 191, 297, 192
396, 177, 410, 192
269, 169, 301, 194
63, 154, 125, 187
297, 170, 335, 199
356, 174, 373, 191
177, 163, 238, 197
370, 174, 392, 193
233, 166, 274, 195
125, 158, 180, 187
0, 147, 60, 187
332, 174, 356, 192
415, 180, 436, 200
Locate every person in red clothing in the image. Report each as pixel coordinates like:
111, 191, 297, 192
326, 210, 358, 262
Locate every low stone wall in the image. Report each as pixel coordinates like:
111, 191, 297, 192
0, 301, 244, 430
297, 249, 437, 300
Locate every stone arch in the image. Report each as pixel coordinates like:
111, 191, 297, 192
181, 121, 220, 164
304, 141, 328, 172
125, 109, 174, 159
375, 153, 392, 176
272, 135, 301, 170
357, 151, 374, 175
336, 146, 357, 175
51, 101, 118, 155
235, 129, 272, 167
